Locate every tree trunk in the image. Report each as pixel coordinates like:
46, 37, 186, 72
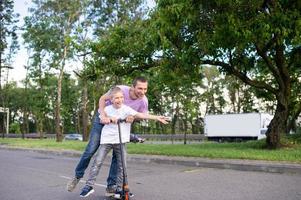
22, 71, 29, 139
55, 69, 64, 142
22, 110, 29, 139
171, 114, 177, 144
237, 88, 241, 113
183, 113, 188, 145
76, 110, 81, 138
82, 81, 89, 141
266, 93, 289, 149
56, 42, 68, 142
171, 100, 179, 144
0, 54, 4, 139
38, 117, 44, 139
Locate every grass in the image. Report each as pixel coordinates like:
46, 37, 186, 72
127, 141, 301, 163
0, 137, 301, 163
0, 138, 87, 151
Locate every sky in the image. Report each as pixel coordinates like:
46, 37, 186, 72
9, 0, 31, 83
8, 0, 156, 84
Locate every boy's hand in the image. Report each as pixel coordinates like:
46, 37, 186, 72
157, 116, 171, 124
110, 117, 118, 124
125, 115, 135, 123
100, 115, 111, 124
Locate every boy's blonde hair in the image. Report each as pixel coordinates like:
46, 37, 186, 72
109, 87, 123, 98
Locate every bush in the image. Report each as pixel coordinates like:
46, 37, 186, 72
9, 122, 21, 134
282, 128, 301, 145
289, 133, 301, 144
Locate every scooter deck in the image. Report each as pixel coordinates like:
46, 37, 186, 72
109, 196, 132, 200
108, 193, 133, 200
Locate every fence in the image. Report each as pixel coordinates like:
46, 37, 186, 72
4, 133, 204, 141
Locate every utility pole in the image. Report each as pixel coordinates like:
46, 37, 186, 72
0, 65, 13, 137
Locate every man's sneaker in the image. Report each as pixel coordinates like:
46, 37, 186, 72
80, 185, 94, 197
113, 191, 134, 199
105, 186, 116, 197
130, 134, 145, 143
138, 137, 145, 143
67, 177, 80, 192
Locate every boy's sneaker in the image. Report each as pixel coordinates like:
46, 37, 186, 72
80, 185, 94, 197
67, 177, 81, 192
105, 186, 116, 197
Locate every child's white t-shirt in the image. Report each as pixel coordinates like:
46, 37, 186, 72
100, 104, 138, 144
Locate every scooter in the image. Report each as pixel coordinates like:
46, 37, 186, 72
111, 119, 130, 200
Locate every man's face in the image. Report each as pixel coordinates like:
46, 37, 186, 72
111, 91, 124, 108
133, 81, 148, 99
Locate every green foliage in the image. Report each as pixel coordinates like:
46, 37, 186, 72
0, 0, 19, 64
154, 0, 301, 148
9, 122, 21, 134
7, 0, 300, 144
91, 0, 147, 36
22, 0, 89, 140
90, 19, 158, 78
285, 132, 301, 145
0, 0, 19, 117
61, 74, 81, 133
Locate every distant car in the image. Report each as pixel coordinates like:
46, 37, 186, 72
64, 133, 83, 141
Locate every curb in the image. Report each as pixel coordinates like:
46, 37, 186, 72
127, 154, 301, 174
1, 145, 301, 175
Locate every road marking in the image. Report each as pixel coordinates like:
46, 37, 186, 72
60, 175, 107, 187
183, 169, 203, 173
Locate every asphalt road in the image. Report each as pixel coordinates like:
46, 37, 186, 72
0, 149, 301, 200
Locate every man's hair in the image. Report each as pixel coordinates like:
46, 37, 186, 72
109, 86, 123, 98
132, 76, 148, 87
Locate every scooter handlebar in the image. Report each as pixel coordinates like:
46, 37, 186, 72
118, 119, 127, 123
109, 119, 127, 123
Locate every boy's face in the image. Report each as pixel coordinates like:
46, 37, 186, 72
111, 91, 124, 108
133, 81, 148, 99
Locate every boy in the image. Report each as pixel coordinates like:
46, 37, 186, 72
80, 87, 169, 198
67, 77, 149, 194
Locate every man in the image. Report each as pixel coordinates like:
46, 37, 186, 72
67, 77, 148, 197
79, 87, 168, 198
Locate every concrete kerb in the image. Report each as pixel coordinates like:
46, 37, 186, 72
126, 154, 301, 174
1, 145, 301, 175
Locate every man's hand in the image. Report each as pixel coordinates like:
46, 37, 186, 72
125, 115, 135, 123
100, 115, 111, 124
157, 116, 171, 124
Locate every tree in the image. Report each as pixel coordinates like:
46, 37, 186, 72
0, 0, 19, 94
89, 6, 209, 137
23, 0, 83, 141
71, 0, 98, 141
201, 66, 227, 114
155, 0, 301, 148
0, 0, 19, 136
91, 0, 147, 36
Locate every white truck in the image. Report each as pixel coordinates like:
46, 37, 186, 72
204, 113, 273, 142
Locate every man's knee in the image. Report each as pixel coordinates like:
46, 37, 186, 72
83, 141, 99, 155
